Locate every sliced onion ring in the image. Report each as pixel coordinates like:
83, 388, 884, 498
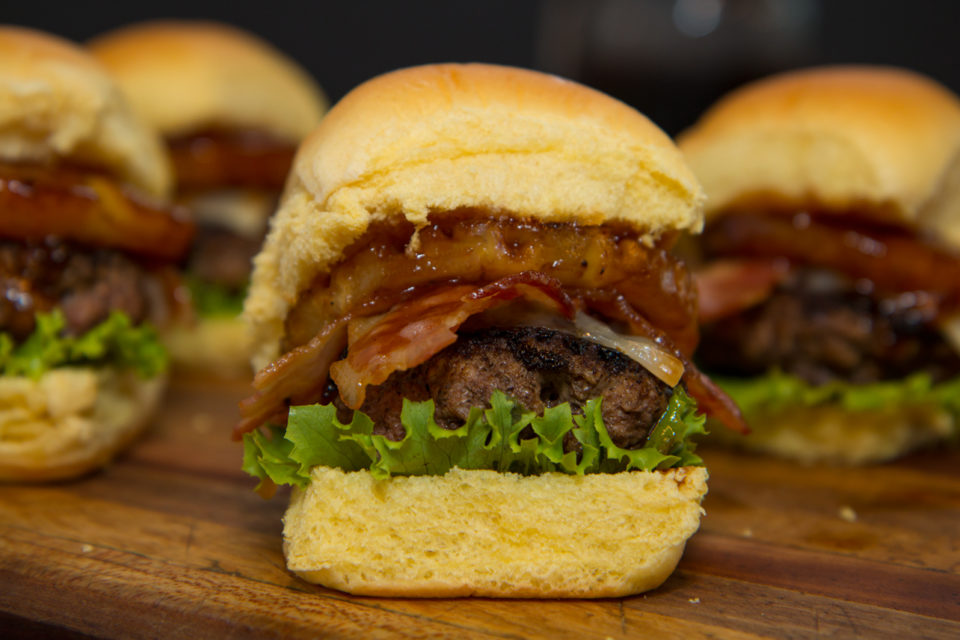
574, 311, 685, 387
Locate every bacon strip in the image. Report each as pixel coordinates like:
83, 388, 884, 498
704, 214, 960, 305
235, 318, 348, 439
331, 272, 574, 408
585, 294, 750, 434
236, 273, 573, 438
237, 271, 746, 436
695, 258, 790, 324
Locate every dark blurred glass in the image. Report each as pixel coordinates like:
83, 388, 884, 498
536, 0, 821, 135
4, 0, 960, 125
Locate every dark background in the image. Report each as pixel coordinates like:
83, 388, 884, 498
6, 0, 959, 135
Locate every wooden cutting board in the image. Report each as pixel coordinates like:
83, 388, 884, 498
1, 378, 958, 639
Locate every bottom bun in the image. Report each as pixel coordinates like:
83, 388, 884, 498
710, 403, 956, 465
283, 465, 708, 598
163, 315, 252, 378
0, 368, 166, 481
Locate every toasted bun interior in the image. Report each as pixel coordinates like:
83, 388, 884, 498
678, 66, 960, 232
246, 63, 705, 368
88, 21, 328, 142
0, 368, 166, 482
283, 465, 708, 598
0, 26, 172, 197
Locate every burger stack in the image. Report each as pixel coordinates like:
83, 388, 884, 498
238, 63, 746, 597
680, 66, 960, 464
0, 27, 193, 480
89, 21, 328, 376
7, 15, 956, 605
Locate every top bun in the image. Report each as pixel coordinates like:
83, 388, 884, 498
0, 26, 171, 197
678, 66, 960, 241
244, 63, 705, 367
88, 21, 328, 142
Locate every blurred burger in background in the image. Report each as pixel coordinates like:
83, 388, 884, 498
0, 26, 193, 480
89, 21, 328, 376
679, 65, 960, 464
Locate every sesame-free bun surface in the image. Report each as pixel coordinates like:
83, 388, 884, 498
0, 26, 171, 197
88, 21, 328, 142
0, 368, 165, 482
678, 66, 960, 236
246, 63, 705, 367
283, 465, 708, 598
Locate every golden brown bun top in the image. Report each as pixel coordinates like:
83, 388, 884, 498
245, 63, 705, 367
88, 20, 328, 142
678, 66, 960, 242
0, 26, 171, 197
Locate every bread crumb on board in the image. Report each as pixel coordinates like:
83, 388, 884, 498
839, 506, 858, 522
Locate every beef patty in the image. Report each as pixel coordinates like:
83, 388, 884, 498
188, 224, 262, 291
0, 239, 163, 340
698, 268, 960, 385
333, 326, 674, 451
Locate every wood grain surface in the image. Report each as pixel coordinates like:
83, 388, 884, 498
1, 377, 958, 639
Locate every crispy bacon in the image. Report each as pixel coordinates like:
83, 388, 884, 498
237, 269, 748, 437
235, 319, 348, 438
331, 273, 575, 408
236, 273, 574, 438
584, 294, 749, 434
704, 213, 960, 307
695, 258, 790, 323
0, 163, 194, 262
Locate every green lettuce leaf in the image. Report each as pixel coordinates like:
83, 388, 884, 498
242, 386, 707, 488
186, 275, 247, 318
0, 310, 167, 379
715, 370, 960, 417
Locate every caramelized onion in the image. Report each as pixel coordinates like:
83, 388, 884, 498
0, 163, 194, 262
585, 293, 749, 434
284, 216, 698, 353
238, 269, 748, 436
574, 311, 684, 387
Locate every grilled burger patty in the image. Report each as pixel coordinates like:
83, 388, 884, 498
697, 268, 960, 385
332, 326, 673, 451
0, 239, 166, 340
188, 224, 262, 291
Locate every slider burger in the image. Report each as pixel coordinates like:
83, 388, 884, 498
0, 27, 193, 480
679, 66, 960, 464
239, 63, 746, 598
89, 21, 328, 375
